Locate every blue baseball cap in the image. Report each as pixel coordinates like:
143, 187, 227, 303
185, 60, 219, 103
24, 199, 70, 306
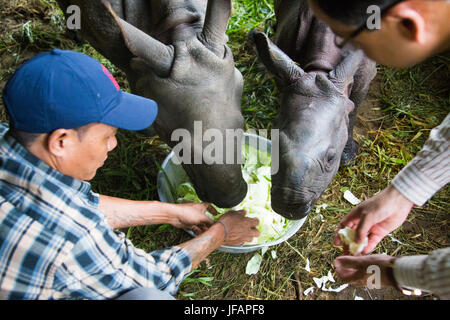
2, 49, 158, 133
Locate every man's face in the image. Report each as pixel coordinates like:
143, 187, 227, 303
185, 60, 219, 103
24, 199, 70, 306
308, 0, 433, 68
62, 123, 118, 181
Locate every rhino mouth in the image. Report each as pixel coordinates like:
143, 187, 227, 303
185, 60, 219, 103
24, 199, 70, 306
270, 185, 319, 220
182, 163, 248, 208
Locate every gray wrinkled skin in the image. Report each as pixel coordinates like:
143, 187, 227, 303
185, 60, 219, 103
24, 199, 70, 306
57, 0, 247, 208
250, 0, 377, 219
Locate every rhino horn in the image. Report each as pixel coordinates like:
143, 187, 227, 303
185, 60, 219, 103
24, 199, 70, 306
329, 49, 365, 93
102, 0, 174, 77
200, 0, 232, 57
249, 30, 305, 85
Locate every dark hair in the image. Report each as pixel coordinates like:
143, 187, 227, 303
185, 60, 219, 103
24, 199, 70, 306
9, 129, 43, 148
3, 107, 89, 148
3, 107, 41, 147
314, 0, 402, 27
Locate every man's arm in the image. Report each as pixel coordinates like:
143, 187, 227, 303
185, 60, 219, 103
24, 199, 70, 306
100, 198, 235, 269
178, 223, 227, 270
335, 114, 450, 252
393, 247, 450, 299
99, 195, 176, 228
334, 248, 450, 300
391, 113, 450, 206
55, 210, 259, 298
98, 195, 214, 230
179, 210, 260, 269
98, 197, 260, 271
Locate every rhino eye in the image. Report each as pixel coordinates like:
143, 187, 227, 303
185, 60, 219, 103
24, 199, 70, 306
324, 149, 337, 171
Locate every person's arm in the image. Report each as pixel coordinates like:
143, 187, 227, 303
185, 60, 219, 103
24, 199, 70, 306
334, 254, 396, 288
55, 210, 259, 298
393, 247, 450, 299
179, 210, 260, 269
99, 195, 261, 268
391, 113, 450, 206
334, 248, 450, 299
334, 114, 450, 253
99, 195, 215, 231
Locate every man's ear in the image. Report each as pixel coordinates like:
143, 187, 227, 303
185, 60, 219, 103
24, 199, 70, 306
47, 129, 78, 157
385, 3, 426, 44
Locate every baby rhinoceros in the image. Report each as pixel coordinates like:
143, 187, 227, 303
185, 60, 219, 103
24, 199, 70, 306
250, 0, 377, 219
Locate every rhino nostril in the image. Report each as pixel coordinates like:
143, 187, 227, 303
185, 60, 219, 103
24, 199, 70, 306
212, 178, 247, 208
271, 198, 311, 220
270, 185, 316, 218
190, 171, 247, 208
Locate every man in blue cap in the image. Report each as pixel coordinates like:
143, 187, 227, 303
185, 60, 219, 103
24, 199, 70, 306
0, 49, 259, 300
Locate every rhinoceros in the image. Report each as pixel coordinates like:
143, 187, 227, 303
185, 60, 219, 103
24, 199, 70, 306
57, 0, 248, 208
250, 0, 377, 219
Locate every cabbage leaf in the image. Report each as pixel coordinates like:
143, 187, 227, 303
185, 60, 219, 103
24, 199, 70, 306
175, 144, 290, 245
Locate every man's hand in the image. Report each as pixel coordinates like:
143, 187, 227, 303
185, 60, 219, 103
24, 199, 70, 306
170, 202, 217, 233
177, 209, 259, 270
334, 184, 414, 254
218, 210, 260, 246
334, 254, 397, 288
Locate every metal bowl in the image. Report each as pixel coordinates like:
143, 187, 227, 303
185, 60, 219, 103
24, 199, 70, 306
157, 133, 307, 253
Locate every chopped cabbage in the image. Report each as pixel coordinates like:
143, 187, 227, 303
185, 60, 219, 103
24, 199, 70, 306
245, 253, 263, 275
175, 144, 290, 245
338, 227, 368, 255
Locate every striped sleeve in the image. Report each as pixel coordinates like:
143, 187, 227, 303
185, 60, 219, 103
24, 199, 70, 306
391, 113, 450, 206
393, 247, 450, 299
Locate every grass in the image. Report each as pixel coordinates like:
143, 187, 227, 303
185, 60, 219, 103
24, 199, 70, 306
0, 0, 448, 300
228, 0, 280, 131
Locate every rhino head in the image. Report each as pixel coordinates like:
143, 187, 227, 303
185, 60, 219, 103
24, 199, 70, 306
58, 0, 247, 207
250, 31, 367, 219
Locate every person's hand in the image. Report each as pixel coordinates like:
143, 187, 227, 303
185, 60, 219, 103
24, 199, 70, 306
171, 202, 218, 233
334, 184, 414, 254
217, 210, 260, 246
334, 254, 397, 288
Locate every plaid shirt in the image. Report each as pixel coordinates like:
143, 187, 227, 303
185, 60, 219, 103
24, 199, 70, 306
0, 123, 192, 300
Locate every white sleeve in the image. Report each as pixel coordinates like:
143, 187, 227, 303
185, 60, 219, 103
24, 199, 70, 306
393, 247, 450, 299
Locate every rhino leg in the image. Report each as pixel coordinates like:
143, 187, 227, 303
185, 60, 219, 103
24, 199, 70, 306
341, 107, 359, 166
272, 0, 313, 63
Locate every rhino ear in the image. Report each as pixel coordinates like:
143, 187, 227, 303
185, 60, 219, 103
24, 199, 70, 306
329, 50, 364, 93
101, 0, 174, 77
249, 29, 305, 85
